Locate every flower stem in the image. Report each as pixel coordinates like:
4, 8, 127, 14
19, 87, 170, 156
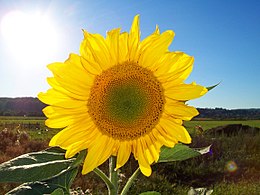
109, 156, 118, 195
93, 168, 114, 192
120, 167, 140, 195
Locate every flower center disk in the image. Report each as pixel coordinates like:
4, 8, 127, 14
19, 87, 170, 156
88, 63, 165, 140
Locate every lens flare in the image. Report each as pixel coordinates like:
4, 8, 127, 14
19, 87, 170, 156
225, 160, 238, 173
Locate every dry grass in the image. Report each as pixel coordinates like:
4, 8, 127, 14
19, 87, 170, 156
0, 128, 48, 194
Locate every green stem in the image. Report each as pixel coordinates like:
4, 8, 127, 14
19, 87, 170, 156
93, 168, 114, 192
109, 156, 118, 195
120, 168, 140, 195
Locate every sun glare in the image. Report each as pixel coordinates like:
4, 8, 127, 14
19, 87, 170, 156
1, 10, 59, 68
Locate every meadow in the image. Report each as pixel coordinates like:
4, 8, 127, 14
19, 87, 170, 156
0, 117, 259, 194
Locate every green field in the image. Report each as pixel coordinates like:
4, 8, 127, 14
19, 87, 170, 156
0, 116, 57, 140
1, 116, 259, 138
0, 117, 260, 194
185, 119, 260, 130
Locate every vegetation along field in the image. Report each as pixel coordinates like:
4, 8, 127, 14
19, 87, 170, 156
0, 116, 259, 194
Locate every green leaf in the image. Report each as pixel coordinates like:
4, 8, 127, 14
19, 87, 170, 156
70, 149, 86, 168
6, 167, 78, 195
139, 191, 161, 195
51, 188, 64, 195
206, 82, 220, 91
158, 144, 211, 163
0, 147, 76, 183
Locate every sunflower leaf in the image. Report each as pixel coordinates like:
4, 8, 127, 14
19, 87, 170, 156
6, 167, 78, 195
70, 149, 87, 168
158, 144, 211, 163
0, 147, 76, 183
51, 188, 65, 195
206, 82, 220, 91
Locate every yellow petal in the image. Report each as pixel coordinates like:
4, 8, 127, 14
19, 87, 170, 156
116, 141, 131, 170
118, 32, 129, 64
140, 137, 154, 164
43, 106, 89, 128
157, 54, 194, 85
80, 56, 103, 75
95, 140, 115, 165
82, 135, 114, 174
38, 89, 87, 108
43, 105, 87, 118
144, 134, 160, 162
136, 140, 152, 176
47, 58, 93, 98
160, 118, 191, 144
50, 123, 97, 148
65, 140, 87, 158
165, 82, 208, 101
82, 30, 111, 71
154, 25, 160, 35
139, 29, 159, 52
128, 15, 140, 61
164, 101, 199, 121
45, 78, 89, 100
139, 30, 175, 70
154, 52, 186, 74
45, 114, 86, 128
154, 126, 178, 147
106, 28, 120, 65
131, 139, 138, 159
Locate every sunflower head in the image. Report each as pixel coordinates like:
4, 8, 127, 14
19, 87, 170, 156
38, 15, 207, 177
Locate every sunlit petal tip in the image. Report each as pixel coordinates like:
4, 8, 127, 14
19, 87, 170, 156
82, 29, 88, 37
202, 87, 208, 95
192, 109, 200, 118
82, 163, 91, 175
187, 137, 192, 144
193, 83, 208, 95
47, 62, 63, 72
37, 91, 54, 105
183, 130, 192, 144
190, 56, 195, 62
139, 163, 152, 177
37, 92, 44, 100
65, 53, 80, 64
42, 106, 51, 116
107, 27, 121, 35
65, 149, 73, 159
154, 25, 160, 35
49, 138, 57, 147
166, 30, 175, 38
81, 160, 96, 175
130, 15, 140, 34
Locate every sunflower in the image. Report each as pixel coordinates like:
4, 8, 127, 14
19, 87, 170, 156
38, 15, 207, 177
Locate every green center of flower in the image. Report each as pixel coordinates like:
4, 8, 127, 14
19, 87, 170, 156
88, 62, 165, 140
105, 81, 148, 125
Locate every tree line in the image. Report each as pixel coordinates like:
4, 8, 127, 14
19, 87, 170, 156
0, 97, 46, 116
0, 97, 260, 119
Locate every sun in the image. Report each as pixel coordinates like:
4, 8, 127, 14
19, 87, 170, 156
1, 10, 59, 68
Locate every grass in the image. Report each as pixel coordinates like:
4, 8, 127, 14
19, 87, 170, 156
0, 116, 59, 140
0, 116, 46, 123
0, 117, 260, 194
126, 129, 260, 194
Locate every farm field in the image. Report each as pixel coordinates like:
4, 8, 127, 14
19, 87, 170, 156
185, 119, 260, 131
1, 116, 259, 139
0, 116, 260, 194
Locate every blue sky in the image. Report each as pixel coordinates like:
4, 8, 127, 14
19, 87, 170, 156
0, 0, 259, 109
